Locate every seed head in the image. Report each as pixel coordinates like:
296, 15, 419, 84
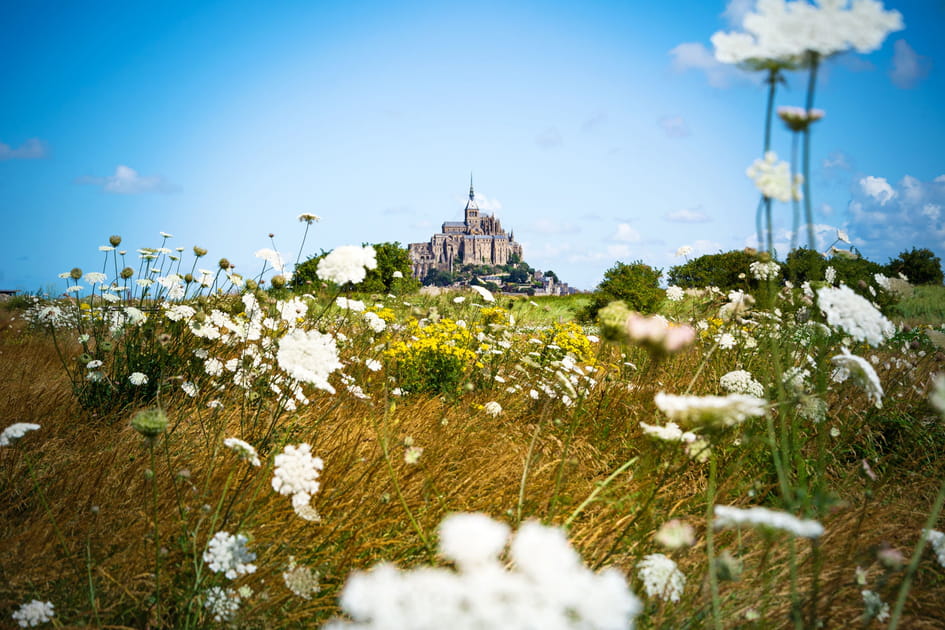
270, 275, 286, 289
109, 235, 122, 246
219, 258, 231, 270
194, 246, 208, 257
131, 408, 168, 438
120, 266, 134, 279
70, 267, 83, 280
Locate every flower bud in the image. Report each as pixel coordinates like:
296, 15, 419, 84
219, 258, 231, 270
109, 235, 122, 246
120, 266, 134, 279
193, 246, 207, 257
70, 267, 83, 280
131, 408, 168, 438
270, 275, 286, 289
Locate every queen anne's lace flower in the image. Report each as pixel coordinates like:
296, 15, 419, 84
11, 600, 55, 627
747, 152, 802, 202
720, 370, 765, 398
323, 513, 642, 630
277, 329, 343, 393
255, 248, 286, 272
636, 554, 686, 602
203, 531, 257, 579
204, 586, 240, 622
1, 423, 40, 447
831, 348, 884, 408
924, 529, 945, 568
714, 505, 823, 538
283, 556, 321, 599
128, 372, 148, 386
483, 401, 502, 417
666, 286, 685, 302
817, 285, 894, 346
272, 443, 323, 517
317, 245, 377, 285
224, 437, 261, 467
749, 260, 781, 281
655, 393, 767, 428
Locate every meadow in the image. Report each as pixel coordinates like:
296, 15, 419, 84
1, 246, 944, 628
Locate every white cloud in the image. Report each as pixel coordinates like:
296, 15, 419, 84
922, 203, 941, 222
823, 151, 851, 170
935, 174, 945, 184
859, 176, 896, 205
77, 165, 169, 194
0, 138, 48, 160
659, 115, 690, 138
889, 39, 931, 89
535, 127, 562, 150
474, 193, 503, 212
669, 42, 743, 88
722, 0, 753, 28
613, 223, 641, 242
691, 239, 724, 256
664, 207, 710, 223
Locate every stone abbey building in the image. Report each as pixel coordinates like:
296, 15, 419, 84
409, 179, 523, 280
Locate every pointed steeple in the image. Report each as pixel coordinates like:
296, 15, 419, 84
464, 172, 479, 220
469, 172, 475, 200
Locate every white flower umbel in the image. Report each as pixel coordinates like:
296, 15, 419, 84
654, 393, 768, 429
720, 370, 765, 398
272, 443, 324, 515
203, 531, 257, 579
470, 284, 495, 303
749, 260, 781, 282
12, 600, 55, 627
831, 348, 884, 409
666, 286, 685, 302
277, 328, 343, 394
255, 248, 286, 272
639, 421, 697, 443
283, 556, 321, 599
483, 401, 502, 417
1, 423, 40, 447
714, 505, 823, 539
317, 245, 377, 285
817, 285, 894, 346
323, 513, 642, 630
128, 372, 148, 386
746, 152, 802, 202
223, 437, 261, 467
204, 586, 241, 622
636, 553, 686, 603
923, 529, 945, 568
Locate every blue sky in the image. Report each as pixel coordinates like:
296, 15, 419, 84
2, 0, 943, 292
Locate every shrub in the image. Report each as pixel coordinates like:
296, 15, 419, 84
293, 242, 419, 293
384, 318, 479, 396
885, 247, 944, 285
580, 260, 663, 321
667, 249, 756, 290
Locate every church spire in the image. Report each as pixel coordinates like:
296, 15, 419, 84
469, 172, 474, 200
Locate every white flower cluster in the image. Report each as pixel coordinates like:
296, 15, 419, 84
277, 328, 343, 393
203, 531, 257, 579
204, 586, 241, 622
861, 589, 890, 622
317, 245, 377, 285
283, 556, 321, 599
654, 392, 768, 429
224, 437, 261, 467
272, 443, 324, 519
1, 423, 40, 447
817, 285, 894, 346
831, 348, 884, 408
12, 600, 55, 627
746, 152, 802, 202
128, 372, 148, 386
484, 401, 503, 417
639, 421, 710, 463
665, 286, 685, 302
720, 370, 766, 398
749, 260, 781, 282
255, 247, 286, 272
924, 529, 945, 568
636, 553, 686, 603
712, 0, 903, 64
777, 105, 825, 131
323, 512, 642, 630
714, 504, 824, 538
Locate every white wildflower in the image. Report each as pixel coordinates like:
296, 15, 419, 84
181, 381, 198, 397
666, 286, 685, 302
317, 245, 377, 285
469, 284, 495, 302
255, 248, 286, 272
283, 556, 320, 599
720, 370, 765, 398
747, 152, 802, 202
129, 372, 148, 386
204, 586, 240, 622
1, 423, 40, 447
336, 297, 366, 311
483, 401, 502, 417
203, 531, 257, 579
714, 505, 823, 538
655, 392, 768, 429
277, 328, 343, 393
655, 519, 695, 550
861, 589, 890, 623
923, 529, 945, 568
831, 348, 884, 408
749, 260, 781, 281
272, 443, 323, 507
636, 553, 686, 602
12, 600, 55, 627
224, 437, 261, 467
817, 284, 894, 346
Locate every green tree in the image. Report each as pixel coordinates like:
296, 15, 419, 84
292, 242, 419, 293
579, 260, 663, 321
885, 248, 944, 285
668, 249, 756, 290
783, 247, 826, 284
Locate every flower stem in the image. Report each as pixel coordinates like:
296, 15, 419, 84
148, 440, 161, 622
802, 53, 820, 250
706, 451, 723, 630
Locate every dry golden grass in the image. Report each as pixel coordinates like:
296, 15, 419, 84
2, 309, 945, 628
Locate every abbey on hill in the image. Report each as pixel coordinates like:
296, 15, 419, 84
408, 178, 523, 280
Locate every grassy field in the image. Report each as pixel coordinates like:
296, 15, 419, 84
1, 281, 944, 629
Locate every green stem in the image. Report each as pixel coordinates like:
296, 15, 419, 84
86, 537, 103, 628
706, 451, 723, 630
564, 457, 638, 529
802, 53, 820, 251
516, 418, 545, 526
24, 453, 72, 559
148, 440, 161, 622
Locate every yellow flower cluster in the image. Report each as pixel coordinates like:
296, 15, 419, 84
367, 306, 396, 323
540, 321, 595, 364
699, 317, 725, 340
479, 306, 510, 328
384, 318, 480, 395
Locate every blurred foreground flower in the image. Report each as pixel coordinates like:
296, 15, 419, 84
655, 392, 767, 429
831, 348, 884, 408
599, 302, 695, 356
317, 245, 377, 285
714, 505, 823, 539
322, 512, 642, 629
0, 423, 40, 447
747, 152, 802, 202
817, 284, 894, 346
